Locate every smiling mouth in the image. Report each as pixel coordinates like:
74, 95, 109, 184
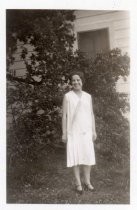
73, 85, 81, 89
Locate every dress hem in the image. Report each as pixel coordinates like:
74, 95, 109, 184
67, 163, 96, 168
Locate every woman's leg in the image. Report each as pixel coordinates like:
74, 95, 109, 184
83, 165, 94, 190
83, 165, 91, 185
73, 165, 82, 187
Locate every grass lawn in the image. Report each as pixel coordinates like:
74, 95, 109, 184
7, 145, 130, 204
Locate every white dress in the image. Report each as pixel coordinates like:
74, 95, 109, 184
64, 90, 96, 167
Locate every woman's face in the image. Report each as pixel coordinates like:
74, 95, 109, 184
71, 75, 82, 91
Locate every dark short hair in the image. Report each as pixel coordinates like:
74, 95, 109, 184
69, 70, 85, 84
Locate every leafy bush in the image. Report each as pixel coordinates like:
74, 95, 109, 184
7, 10, 130, 172
83, 49, 130, 166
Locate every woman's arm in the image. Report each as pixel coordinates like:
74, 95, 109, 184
62, 95, 67, 143
90, 96, 97, 141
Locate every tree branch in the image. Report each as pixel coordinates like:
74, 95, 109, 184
7, 73, 43, 86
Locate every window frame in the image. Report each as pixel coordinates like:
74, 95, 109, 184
77, 27, 110, 58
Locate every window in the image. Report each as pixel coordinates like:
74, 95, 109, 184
78, 28, 110, 59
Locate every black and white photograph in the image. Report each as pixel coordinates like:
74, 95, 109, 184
6, 9, 130, 204
2, 1, 137, 209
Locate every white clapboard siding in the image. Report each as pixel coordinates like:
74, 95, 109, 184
10, 60, 26, 70
74, 10, 130, 54
74, 10, 130, 95
74, 11, 129, 27
9, 41, 35, 77
116, 76, 130, 93
114, 19, 130, 30
75, 10, 113, 18
116, 37, 129, 49
115, 29, 129, 39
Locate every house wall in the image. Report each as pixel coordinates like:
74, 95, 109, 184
73, 10, 130, 94
8, 41, 34, 78
73, 10, 130, 54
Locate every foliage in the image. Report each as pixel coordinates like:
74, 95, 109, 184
7, 10, 76, 167
7, 10, 130, 170
84, 49, 130, 165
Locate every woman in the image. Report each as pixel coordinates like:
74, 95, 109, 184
62, 71, 97, 194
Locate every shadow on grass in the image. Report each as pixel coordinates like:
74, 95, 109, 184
7, 145, 130, 204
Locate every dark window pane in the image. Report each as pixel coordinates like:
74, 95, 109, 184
78, 28, 110, 59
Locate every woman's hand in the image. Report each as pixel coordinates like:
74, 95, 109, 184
62, 134, 67, 143
92, 131, 97, 141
